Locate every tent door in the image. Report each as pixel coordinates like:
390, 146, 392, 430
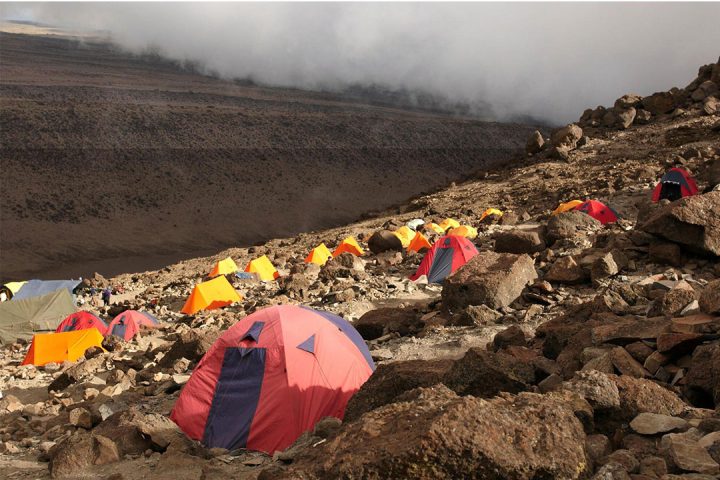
203, 347, 266, 449
659, 182, 682, 201
427, 247, 455, 283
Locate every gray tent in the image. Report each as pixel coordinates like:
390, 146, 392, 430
0, 289, 76, 344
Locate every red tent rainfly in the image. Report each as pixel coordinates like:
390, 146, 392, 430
170, 305, 375, 454
573, 200, 619, 225
55, 311, 108, 336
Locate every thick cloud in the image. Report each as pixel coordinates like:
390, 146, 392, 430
3, 2, 719, 123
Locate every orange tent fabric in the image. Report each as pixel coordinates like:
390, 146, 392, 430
181, 276, 243, 315
304, 243, 333, 266
245, 255, 280, 281
333, 237, 364, 257
447, 225, 478, 239
209, 257, 239, 278
407, 232, 432, 253
22, 328, 105, 366
425, 223, 446, 235
479, 208, 503, 222
393, 226, 415, 248
552, 200, 583, 216
438, 218, 460, 231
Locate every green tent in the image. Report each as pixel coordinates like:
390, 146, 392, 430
0, 289, 76, 344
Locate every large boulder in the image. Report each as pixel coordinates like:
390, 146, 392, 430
277, 386, 589, 479
640, 191, 720, 257
49, 432, 119, 478
343, 359, 454, 422
493, 229, 546, 254
442, 251, 537, 310
367, 230, 403, 254
444, 348, 536, 397
547, 211, 602, 244
551, 124, 583, 150
699, 280, 720, 314
159, 329, 219, 368
525, 130, 545, 155
611, 375, 687, 420
545, 256, 588, 284
93, 408, 187, 457
353, 307, 422, 340
683, 342, 720, 408
642, 91, 676, 114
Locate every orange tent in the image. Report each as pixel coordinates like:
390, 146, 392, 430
245, 255, 279, 281
479, 208, 503, 222
447, 225, 478, 239
407, 232, 432, 253
393, 226, 415, 248
22, 328, 105, 366
209, 257, 239, 278
425, 223, 446, 235
438, 218, 460, 231
333, 237, 364, 257
552, 200, 583, 216
181, 276, 243, 315
304, 243, 333, 266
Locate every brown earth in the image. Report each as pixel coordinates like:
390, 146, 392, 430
0, 31, 536, 282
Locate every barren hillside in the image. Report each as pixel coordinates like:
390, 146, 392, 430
0, 31, 536, 281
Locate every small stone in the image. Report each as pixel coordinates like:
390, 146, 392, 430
630, 413, 688, 435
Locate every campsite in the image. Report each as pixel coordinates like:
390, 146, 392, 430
1, 6, 720, 480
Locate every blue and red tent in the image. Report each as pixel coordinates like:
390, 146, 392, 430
107, 310, 159, 341
652, 168, 698, 202
409, 235, 479, 284
170, 305, 374, 454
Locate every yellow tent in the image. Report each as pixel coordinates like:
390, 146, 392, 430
479, 208, 503, 222
425, 223, 446, 235
393, 226, 415, 248
2, 281, 27, 300
407, 232, 432, 253
181, 276, 242, 315
245, 255, 279, 281
209, 257, 239, 278
304, 243, 333, 266
448, 225, 478, 239
438, 218, 460, 231
333, 237, 364, 257
22, 328, 105, 366
552, 200, 584, 216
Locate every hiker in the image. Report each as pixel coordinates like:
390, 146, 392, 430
102, 287, 112, 306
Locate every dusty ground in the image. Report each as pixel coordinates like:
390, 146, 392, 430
0, 29, 537, 282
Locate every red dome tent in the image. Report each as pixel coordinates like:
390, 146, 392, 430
573, 200, 619, 225
409, 235, 479, 284
107, 310, 159, 341
55, 311, 108, 336
170, 305, 375, 454
652, 168, 698, 202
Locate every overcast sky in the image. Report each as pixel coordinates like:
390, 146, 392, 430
3, 2, 719, 124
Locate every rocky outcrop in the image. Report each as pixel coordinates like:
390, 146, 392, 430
640, 192, 720, 256
442, 251, 537, 310
277, 386, 589, 480
367, 230, 403, 254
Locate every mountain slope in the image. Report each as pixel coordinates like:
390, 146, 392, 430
0, 31, 536, 281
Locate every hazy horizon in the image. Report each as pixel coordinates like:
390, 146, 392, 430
2, 2, 719, 124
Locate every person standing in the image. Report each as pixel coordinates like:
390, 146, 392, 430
102, 287, 112, 306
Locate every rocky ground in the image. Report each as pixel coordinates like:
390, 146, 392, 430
1, 53, 720, 480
